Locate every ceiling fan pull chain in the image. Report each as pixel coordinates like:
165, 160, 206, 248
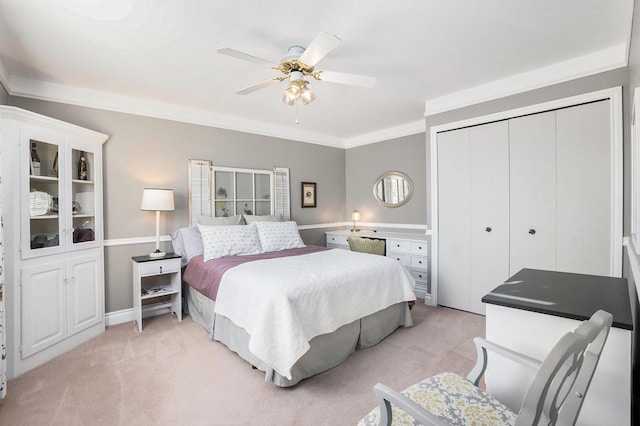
296, 103, 300, 125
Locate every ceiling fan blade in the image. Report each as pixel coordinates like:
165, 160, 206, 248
298, 32, 341, 67
317, 71, 376, 88
236, 78, 281, 95
217, 47, 278, 67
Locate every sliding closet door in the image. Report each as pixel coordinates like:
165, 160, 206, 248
468, 121, 510, 315
556, 100, 611, 275
509, 111, 557, 274
437, 128, 470, 311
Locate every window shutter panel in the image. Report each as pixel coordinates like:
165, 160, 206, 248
273, 167, 290, 221
188, 159, 212, 226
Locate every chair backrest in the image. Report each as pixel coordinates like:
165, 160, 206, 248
347, 236, 385, 255
515, 310, 613, 426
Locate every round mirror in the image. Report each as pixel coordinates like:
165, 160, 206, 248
373, 171, 413, 208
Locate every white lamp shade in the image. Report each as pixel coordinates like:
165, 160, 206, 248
141, 188, 175, 211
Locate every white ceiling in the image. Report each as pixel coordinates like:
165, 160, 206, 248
0, 0, 634, 148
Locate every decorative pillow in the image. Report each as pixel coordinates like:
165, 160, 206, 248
243, 214, 283, 224
255, 221, 305, 252
199, 223, 263, 261
198, 214, 245, 226
170, 226, 204, 266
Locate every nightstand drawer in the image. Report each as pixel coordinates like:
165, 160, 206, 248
138, 258, 180, 276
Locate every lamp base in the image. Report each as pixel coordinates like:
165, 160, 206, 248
350, 228, 360, 232
149, 250, 166, 258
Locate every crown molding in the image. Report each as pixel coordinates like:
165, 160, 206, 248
344, 120, 425, 148
0, 43, 628, 149
6, 75, 347, 148
424, 44, 628, 117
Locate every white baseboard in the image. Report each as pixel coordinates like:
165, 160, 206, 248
105, 305, 172, 327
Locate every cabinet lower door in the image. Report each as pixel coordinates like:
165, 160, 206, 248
68, 254, 103, 335
21, 261, 67, 358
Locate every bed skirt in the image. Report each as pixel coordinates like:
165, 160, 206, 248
185, 284, 412, 387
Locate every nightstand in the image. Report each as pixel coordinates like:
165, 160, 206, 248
132, 253, 182, 332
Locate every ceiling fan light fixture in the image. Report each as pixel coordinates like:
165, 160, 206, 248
300, 83, 315, 105
281, 78, 315, 106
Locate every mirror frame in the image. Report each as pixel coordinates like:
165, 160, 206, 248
373, 171, 414, 208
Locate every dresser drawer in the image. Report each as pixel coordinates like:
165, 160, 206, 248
326, 233, 349, 247
388, 253, 411, 266
409, 269, 429, 282
138, 258, 181, 276
387, 239, 410, 253
327, 243, 350, 250
410, 242, 428, 255
411, 256, 428, 269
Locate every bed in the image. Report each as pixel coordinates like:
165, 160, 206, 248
172, 219, 416, 387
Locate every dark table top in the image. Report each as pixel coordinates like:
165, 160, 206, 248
482, 268, 633, 330
132, 253, 181, 263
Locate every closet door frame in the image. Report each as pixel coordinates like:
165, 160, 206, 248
430, 86, 623, 306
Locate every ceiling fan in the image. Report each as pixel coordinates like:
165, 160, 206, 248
217, 32, 376, 107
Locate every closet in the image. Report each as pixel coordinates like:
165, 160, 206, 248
432, 89, 622, 315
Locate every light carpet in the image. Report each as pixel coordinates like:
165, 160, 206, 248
0, 301, 484, 425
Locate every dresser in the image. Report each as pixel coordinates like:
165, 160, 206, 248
325, 230, 431, 304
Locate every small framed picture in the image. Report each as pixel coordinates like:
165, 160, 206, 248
301, 182, 316, 208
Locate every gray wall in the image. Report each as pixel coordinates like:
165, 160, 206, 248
346, 133, 426, 227
9, 97, 346, 312
0, 82, 8, 105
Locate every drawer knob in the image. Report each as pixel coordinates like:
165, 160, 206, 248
418, 246, 422, 250
485, 227, 492, 232
396, 258, 400, 261
396, 244, 400, 247
418, 260, 422, 264
418, 274, 423, 278
160, 266, 163, 273
528, 229, 536, 235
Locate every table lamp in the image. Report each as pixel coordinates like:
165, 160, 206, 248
351, 209, 361, 232
141, 188, 175, 257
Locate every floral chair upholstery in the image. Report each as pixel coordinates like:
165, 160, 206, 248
358, 310, 613, 426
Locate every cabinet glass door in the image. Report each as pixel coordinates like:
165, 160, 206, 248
27, 139, 63, 256
70, 147, 97, 247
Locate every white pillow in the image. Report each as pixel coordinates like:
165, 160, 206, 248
199, 223, 263, 261
198, 214, 244, 226
170, 226, 203, 266
255, 221, 305, 252
243, 214, 283, 224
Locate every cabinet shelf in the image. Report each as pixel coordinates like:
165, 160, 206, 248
72, 179, 94, 185
141, 285, 179, 300
30, 175, 58, 182
30, 214, 59, 220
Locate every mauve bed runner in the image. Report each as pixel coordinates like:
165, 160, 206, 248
183, 245, 330, 301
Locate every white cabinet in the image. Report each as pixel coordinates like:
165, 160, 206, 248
325, 230, 431, 303
1, 106, 108, 378
433, 95, 621, 315
20, 254, 103, 358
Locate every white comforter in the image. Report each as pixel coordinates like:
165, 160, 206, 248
213, 248, 416, 380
